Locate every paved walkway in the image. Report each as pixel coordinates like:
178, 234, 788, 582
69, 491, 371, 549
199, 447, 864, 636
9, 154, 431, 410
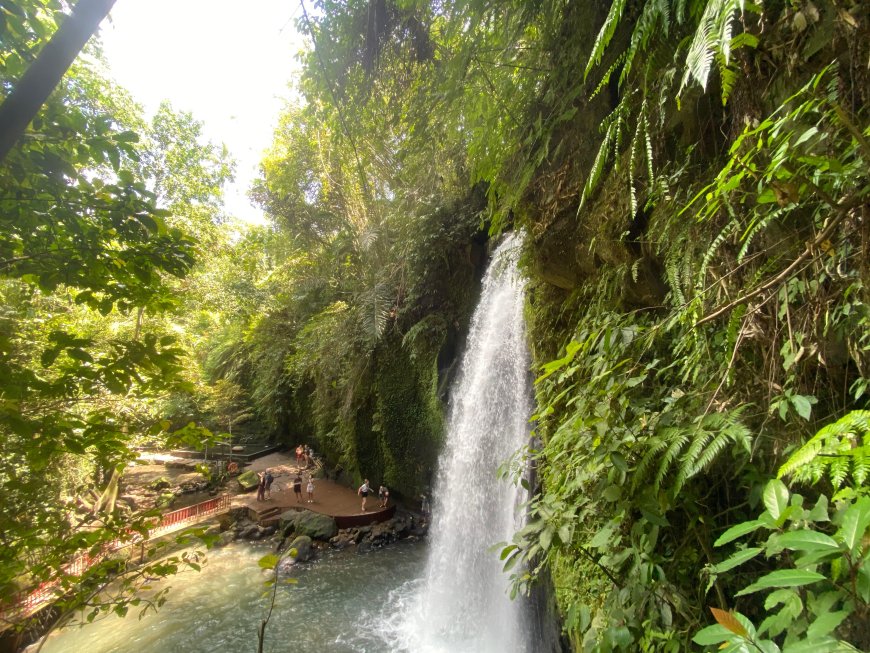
230, 452, 391, 519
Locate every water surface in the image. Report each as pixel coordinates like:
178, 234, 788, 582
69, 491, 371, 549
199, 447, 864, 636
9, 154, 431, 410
37, 540, 427, 653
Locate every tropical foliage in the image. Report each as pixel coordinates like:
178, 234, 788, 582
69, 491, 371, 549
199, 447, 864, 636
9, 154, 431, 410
0, 0, 231, 636
1, 0, 868, 650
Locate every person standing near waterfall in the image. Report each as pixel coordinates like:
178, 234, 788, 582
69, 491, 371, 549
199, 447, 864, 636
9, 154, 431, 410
256, 471, 266, 502
264, 469, 274, 499
358, 479, 371, 512
293, 473, 303, 502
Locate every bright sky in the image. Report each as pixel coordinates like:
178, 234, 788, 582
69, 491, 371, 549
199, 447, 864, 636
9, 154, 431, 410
98, 0, 306, 224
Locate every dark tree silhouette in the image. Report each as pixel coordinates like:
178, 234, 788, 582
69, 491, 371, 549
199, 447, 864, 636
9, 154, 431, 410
0, 0, 117, 163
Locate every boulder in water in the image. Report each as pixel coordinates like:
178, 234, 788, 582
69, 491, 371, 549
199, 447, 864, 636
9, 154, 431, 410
279, 509, 338, 541
287, 535, 313, 562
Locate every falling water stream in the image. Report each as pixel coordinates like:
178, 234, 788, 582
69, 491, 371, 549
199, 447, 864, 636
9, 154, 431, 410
379, 234, 533, 652
36, 235, 537, 653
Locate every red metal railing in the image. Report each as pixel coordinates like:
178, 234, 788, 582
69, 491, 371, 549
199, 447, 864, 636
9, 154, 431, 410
0, 494, 231, 627
149, 493, 231, 536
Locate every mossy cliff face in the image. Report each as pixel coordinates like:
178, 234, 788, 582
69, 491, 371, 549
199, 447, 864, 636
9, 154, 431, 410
513, 1, 869, 649
288, 198, 489, 499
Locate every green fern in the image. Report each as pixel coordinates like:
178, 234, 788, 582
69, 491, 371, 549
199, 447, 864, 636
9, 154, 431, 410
584, 0, 630, 81
665, 251, 688, 306
737, 207, 786, 262
635, 408, 752, 495
679, 0, 760, 104
580, 94, 632, 209
619, 0, 672, 86
696, 218, 738, 295
777, 410, 870, 488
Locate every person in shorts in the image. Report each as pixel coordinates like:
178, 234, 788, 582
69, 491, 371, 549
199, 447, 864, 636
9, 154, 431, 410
358, 479, 371, 512
293, 474, 303, 503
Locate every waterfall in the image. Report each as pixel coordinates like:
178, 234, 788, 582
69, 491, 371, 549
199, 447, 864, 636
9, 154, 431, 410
390, 234, 533, 652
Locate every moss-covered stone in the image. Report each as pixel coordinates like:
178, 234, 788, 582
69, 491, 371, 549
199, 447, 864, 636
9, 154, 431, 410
279, 509, 338, 541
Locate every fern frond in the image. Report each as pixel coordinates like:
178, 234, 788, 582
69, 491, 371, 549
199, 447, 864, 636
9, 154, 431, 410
682, 5, 717, 92
696, 218, 737, 294
830, 457, 849, 488
590, 51, 628, 99
581, 96, 631, 208
585, 0, 629, 81
643, 409, 752, 495
643, 110, 654, 181
674, 430, 711, 494
778, 410, 870, 488
666, 254, 687, 306
636, 435, 670, 486
620, 0, 671, 86
718, 57, 738, 105
737, 207, 786, 262
654, 430, 690, 490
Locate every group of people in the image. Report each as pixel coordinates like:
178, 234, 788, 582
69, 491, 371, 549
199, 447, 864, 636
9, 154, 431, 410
294, 444, 314, 468
254, 458, 394, 516
292, 472, 316, 503
256, 468, 317, 503
357, 479, 390, 512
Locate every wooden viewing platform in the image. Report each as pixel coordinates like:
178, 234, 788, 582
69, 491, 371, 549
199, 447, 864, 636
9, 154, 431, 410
1, 452, 399, 630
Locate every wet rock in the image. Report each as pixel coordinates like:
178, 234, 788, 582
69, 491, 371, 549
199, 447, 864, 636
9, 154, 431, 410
279, 510, 338, 541
287, 535, 313, 562
240, 524, 260, 540
329, 529, 357, 549
214, 531, 237, 548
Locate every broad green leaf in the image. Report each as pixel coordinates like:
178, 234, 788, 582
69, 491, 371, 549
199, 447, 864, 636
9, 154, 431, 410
857, 566, 870, 603
763, 588, 802, 611
540, 526, 553, 551
257, 554, 279, 570
781, 637, 841, 653
692, 624, 732, 646
808, 495, 830, 522
805, 610, 849, 639
610, 451, 628, 472
735, 569, 825, 596
763, 480, 789, 522
602, 485, 621, 502
589, 526, 614, 549
789, 394, 814, 420
715, 520, 765, 547
835, 496, 870, 554
775, 530, 841, 553
713, 547, 763, 573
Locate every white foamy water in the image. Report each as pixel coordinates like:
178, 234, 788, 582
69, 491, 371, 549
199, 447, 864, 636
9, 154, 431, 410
372, 234, 533, 652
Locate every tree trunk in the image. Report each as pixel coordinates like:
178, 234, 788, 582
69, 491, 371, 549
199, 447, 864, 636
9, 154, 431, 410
0, 0, 117, 163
